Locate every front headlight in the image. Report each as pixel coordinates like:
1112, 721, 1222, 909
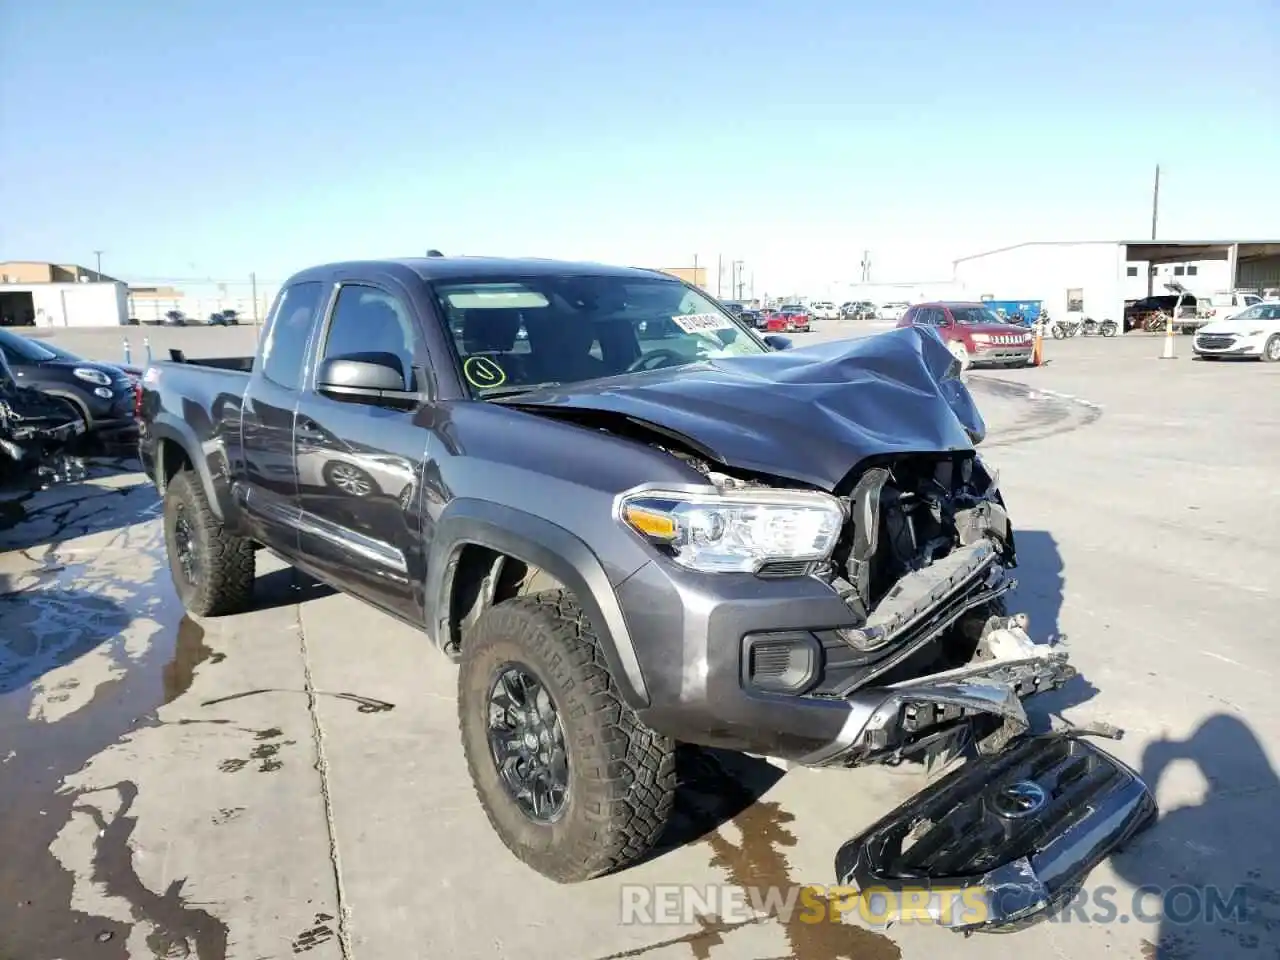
971, 333, 991, 343
73, 367, 111, 386
617, 486, 845, 574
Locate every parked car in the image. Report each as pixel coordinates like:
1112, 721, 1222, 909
769, 303, 811, 332
809, 301, 838, 321
1183, 290, 1265, 334
0, 329, 139, 436
137, 255, 1152, 919
740, 309, 766, 329
1192, 302, 1280, 362
898, 302, 1034, 370
208, 309, 241, 326
878, 302, 909, 322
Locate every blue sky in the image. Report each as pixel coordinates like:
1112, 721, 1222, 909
1, 0, 1276, 296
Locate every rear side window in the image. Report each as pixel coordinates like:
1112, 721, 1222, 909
261, 281, 324, 390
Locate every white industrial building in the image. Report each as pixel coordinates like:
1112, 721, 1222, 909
951, 240, 1280, 324
0, 278, 129, 328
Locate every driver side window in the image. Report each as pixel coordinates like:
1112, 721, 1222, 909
322, 285, 419, 389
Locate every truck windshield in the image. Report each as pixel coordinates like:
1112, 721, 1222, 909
432, 275, 769, 397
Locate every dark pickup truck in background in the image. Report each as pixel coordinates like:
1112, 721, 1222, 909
138, 256, 1155, 930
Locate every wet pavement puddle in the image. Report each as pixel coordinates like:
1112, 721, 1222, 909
0, 460, 237, 960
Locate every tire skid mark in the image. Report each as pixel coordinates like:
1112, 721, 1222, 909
969, 375, 1103, 448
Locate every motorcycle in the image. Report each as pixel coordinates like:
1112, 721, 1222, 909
1051, 316, 1117, 339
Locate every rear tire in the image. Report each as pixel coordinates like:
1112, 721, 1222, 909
457, 590, 676, 883
163, 470, 256, 617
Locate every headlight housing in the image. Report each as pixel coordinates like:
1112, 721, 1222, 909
617, 486, 845, 574
971, 333, 990, 343
73, 367, 111, 386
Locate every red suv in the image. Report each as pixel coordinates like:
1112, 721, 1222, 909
897, 302, 1034, 370
768, 304, 811, 332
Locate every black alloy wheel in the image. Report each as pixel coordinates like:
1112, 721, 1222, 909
172, 504, 200, 586
486, 662, 569, 823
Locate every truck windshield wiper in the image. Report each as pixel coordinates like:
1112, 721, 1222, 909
480, 382, 563, 400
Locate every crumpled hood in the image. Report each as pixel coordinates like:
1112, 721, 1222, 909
501, 326, 985, 490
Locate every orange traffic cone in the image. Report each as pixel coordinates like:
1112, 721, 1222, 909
1032, 327, 1044, 366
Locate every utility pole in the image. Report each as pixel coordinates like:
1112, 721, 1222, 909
93, 250, 103, 279
717, 254, 723, 297
692, 254, 699, 289
860, 250, 872, 283
250, 272, 260, 327
1146, 164, 1161, 297
1150, 164, 1160, 240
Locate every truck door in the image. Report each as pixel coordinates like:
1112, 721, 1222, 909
239, 279, 327, 558
293, 277, 432, 621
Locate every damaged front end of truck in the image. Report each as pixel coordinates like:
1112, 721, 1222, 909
0, 353, 87, 487
501, 325, 1158, 931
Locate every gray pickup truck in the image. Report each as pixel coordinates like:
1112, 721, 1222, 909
138, 256, 1155, 931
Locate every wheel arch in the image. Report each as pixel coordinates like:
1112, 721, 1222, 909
426, 499, 650, 709
149, 414, 229, 521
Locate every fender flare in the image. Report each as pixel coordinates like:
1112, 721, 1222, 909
149, 412, 227, 521
426, 498, 650, 709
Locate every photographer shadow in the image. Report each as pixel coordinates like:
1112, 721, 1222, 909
1007, 528, 1101, 717
1110, 713, 1280, 958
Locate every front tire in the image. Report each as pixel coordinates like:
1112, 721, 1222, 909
163, 470, 256, 617
1263, 334, 1280, 363
458, 591, 676, 883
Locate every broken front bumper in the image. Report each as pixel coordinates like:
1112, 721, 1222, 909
800, 615, 1077, 768
834, 732, 1158, 933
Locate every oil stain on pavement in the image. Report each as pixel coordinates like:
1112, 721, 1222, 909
596, 749, 901, 960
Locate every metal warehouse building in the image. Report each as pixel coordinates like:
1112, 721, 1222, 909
952, 240, 1280, 324
0, 261, 129, 327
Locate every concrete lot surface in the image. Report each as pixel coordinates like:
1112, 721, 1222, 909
2, 323, 1278, 959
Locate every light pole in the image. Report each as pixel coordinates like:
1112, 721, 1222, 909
93, 250, 104, 279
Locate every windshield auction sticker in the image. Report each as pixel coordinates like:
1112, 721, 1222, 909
671, 313, 731, 334
463, 355, 507, 388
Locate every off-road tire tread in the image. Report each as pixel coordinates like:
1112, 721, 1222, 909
165, 469, 255, 617
458, 589, 676, 883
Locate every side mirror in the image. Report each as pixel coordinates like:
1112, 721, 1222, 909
316, 352, 417, 406
763, 335, 793, 351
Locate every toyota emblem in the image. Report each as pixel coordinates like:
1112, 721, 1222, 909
991, 780, 1048, 819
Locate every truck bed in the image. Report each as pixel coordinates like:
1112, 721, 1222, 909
165, 347, 255, 372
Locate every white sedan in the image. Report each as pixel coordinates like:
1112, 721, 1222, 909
1192, 302, 1280, 362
